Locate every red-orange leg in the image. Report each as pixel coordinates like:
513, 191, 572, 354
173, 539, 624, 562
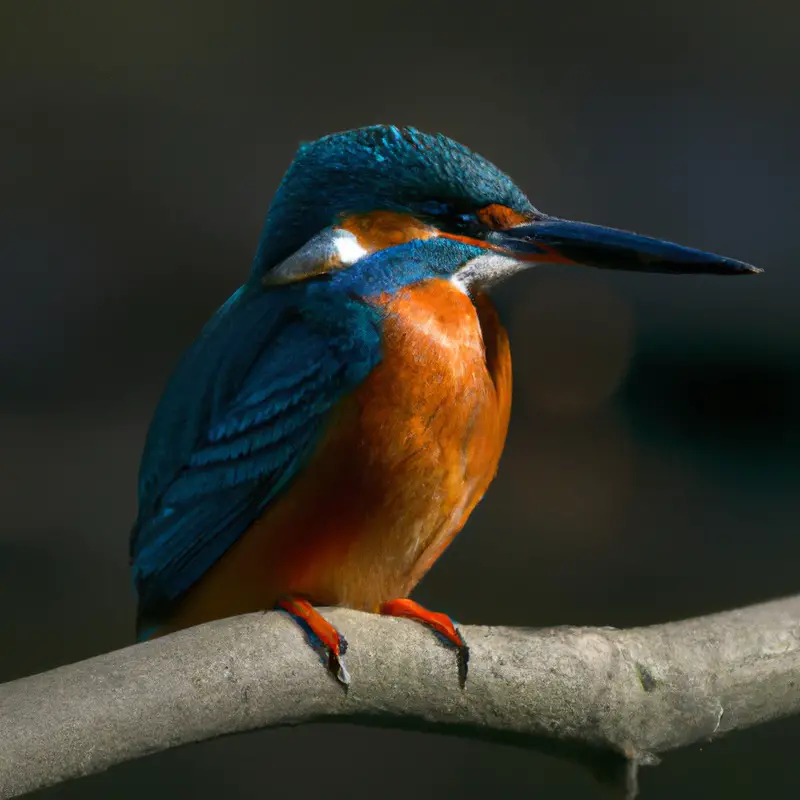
380, 598, 469, 687
276, 596, 350, 687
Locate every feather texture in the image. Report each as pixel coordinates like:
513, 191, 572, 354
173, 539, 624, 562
253, 125, 534, 276
130, 281, 383, 635
130, 125, 526, 640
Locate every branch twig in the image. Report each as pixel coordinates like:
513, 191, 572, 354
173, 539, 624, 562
2, 597, 800, 799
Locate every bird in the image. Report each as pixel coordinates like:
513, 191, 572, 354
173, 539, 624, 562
130, 124, 760, 686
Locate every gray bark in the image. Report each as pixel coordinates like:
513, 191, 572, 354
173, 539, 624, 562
2, 597, 800, 799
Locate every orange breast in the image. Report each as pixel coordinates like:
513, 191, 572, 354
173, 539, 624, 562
161, 279, 511, 634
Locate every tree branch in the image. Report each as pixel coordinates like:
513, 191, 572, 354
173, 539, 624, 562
2, 597, 800, 799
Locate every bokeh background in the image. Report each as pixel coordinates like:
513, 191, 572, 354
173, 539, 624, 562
1, 1, 798, 797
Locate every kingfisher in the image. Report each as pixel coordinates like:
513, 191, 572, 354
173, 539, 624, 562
130, 125, 759, 685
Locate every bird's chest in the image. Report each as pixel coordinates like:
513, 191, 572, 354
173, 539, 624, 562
337, 279, 511, 589
257, 279, 511, 609
361, 280, 503, 473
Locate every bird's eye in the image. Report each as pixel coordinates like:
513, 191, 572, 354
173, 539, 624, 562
446, 211, 480, 233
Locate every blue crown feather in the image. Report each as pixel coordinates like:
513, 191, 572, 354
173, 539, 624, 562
252, 125, 533, 276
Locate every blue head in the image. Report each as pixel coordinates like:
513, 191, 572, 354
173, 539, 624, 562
253, 125, 532, 274
252, 125, 759, 293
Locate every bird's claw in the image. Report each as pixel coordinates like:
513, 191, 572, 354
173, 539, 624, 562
432, 623, 469, 688
326, 637, 351, 687
276, 595, 350, 689
380, 597, 470, 687
455, 636, 470, 689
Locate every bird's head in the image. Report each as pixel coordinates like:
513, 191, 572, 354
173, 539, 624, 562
253, 125, 759, 294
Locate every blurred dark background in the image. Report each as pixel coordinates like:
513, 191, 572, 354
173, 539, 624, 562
1, 1, 798, 797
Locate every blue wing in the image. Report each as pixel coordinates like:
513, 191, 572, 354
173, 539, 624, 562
130, 281, 383, 634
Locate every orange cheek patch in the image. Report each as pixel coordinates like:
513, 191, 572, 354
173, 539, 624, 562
338, 211, 437, 252
476, 203, 532, 229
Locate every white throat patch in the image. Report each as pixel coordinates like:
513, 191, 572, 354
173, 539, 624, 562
452, 252, 531, 293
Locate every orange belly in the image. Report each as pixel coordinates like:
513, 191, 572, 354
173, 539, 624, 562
160, 279, 511, 634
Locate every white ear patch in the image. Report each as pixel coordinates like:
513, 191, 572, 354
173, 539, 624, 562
333, 231, 368, 264
265, 227, 368, 284
452, 252, 530, 292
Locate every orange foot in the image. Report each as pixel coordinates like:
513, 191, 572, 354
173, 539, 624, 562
380, 598, 469, 688
276, 596, 350, 687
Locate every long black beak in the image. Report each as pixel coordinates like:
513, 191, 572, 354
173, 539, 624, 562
485, 216, 761, 276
